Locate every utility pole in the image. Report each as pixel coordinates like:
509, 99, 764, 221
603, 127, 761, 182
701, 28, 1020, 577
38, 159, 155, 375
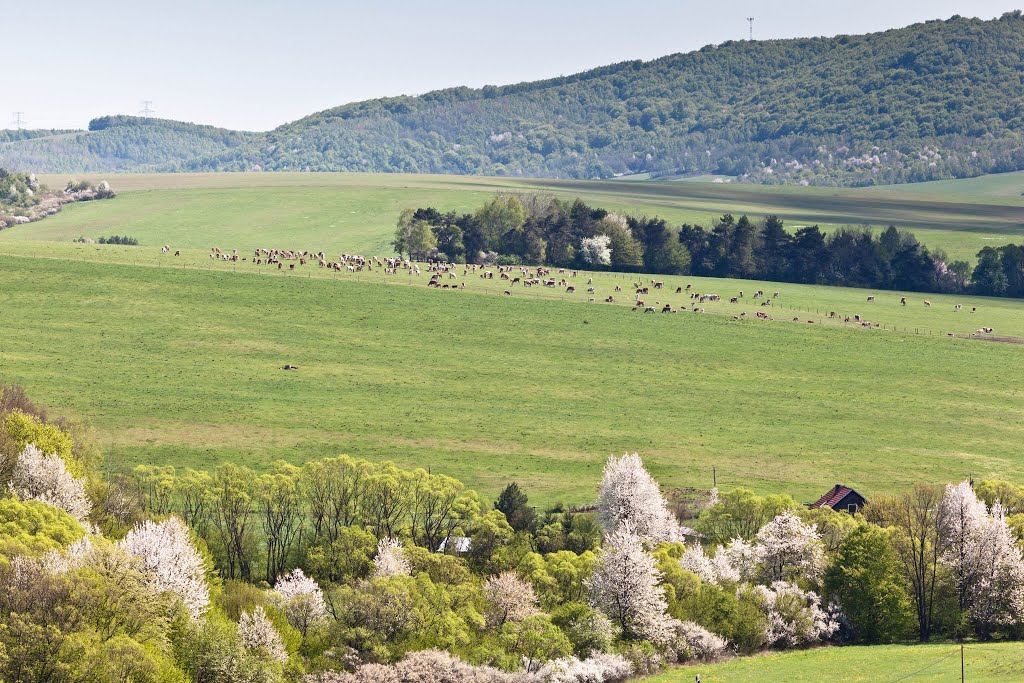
139, 100, 155, 117
961, 642, 964, 683
10, 112, 26, 129
747, 17, 755, 41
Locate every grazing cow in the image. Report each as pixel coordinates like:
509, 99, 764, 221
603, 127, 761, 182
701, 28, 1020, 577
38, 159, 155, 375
924, 300, 932, 307
971, 307, 977, 313
661, 304, 672, 313
730, 297, 739, 304
614, 286, 622, 292
587, 287, 595, 293
900, 297, 907, 305
955, 304, 962, 312
867, 296, 875, 302
503, 290, 512, 296
644, 307, 656, 313
676, 287, 683, 294
174, 250, 180, 256
653, 281, 664, 289
773, 291, 779, 299
605, 296, 615, 303
566, 286, 575, 294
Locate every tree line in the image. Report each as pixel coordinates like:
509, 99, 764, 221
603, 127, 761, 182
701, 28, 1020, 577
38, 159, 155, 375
3, 383, 1024, 682
396, 193, 1024, 298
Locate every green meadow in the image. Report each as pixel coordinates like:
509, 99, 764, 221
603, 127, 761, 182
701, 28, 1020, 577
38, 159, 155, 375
647, 643, 1024, 683
3, 172, 1024, 505
12, 171, 1024, 262
3, 248, 1024, 506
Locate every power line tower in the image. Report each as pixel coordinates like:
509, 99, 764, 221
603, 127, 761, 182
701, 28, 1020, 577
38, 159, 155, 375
747, 17, 754, 41
10, 112, 27, 129
139, 100, 155, 117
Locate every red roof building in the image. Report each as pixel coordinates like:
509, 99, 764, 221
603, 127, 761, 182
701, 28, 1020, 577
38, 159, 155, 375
809, 484, 866, 514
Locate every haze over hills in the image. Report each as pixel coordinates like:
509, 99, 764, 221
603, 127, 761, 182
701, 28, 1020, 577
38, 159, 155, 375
5, 12, 1024, 185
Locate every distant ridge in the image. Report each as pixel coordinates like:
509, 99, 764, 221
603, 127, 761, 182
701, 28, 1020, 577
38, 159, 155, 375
5, 12, 1024, 186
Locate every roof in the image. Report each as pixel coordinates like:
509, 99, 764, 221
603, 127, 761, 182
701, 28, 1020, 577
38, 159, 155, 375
810, 484, 861, 509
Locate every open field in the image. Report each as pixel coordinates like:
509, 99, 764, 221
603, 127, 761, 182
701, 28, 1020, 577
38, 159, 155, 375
2, 240, 1023, 338
2, 249, 1024, 505
10, 171, 1024, 261
646, 643, 1024, 683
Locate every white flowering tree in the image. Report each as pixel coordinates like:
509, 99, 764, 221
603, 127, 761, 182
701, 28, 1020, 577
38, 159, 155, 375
753, 511, 824, 584
373, 537, 411, 578
8, 443, 90, 522
596, 453, 680, 543
483, 571, 540, 628
968, 503, 1024, 633
939, 482, 1024, 633
41, 535, 95, 574
716, 538, 754, 583
749, 581, 838, 647
588, 524, 674, 644
239, 605, 288, 662
273, 567, 328, 635
579, 235, 612, 267
119, 516, 210, 619
679, 542, 718, 584
939, 480, 990, 613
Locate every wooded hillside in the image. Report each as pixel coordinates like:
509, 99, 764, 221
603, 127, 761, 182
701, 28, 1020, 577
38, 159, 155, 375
5, 13, 1024, 185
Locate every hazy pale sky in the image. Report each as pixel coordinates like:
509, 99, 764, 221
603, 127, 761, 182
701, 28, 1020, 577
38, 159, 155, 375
6, 1, 1021, 131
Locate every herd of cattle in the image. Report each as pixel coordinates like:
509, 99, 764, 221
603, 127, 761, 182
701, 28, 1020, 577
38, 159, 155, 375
158, 247, 993, 336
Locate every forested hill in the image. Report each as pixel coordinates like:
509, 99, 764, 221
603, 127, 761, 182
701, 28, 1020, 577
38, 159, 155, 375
6, 12, 1024, 185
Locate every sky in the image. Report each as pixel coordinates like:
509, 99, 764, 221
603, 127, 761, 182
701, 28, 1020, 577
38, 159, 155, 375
5, 1, 1021, 131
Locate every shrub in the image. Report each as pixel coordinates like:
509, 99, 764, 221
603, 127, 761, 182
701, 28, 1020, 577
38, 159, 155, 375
665, 620, 730, 663
304, 649, 530, 682
534, 651, 631, 682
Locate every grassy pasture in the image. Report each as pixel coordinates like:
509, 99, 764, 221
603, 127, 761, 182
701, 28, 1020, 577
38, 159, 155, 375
2, 250, 1024, 506
2, 240, 1021, 339
12, 171, 1024, 261
646, 643, 1024, 682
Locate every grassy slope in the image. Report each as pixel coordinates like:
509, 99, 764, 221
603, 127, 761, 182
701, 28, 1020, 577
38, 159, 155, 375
3, 252, 1023, 506
10, 172, 1024, 261
647, 643, 1024, 683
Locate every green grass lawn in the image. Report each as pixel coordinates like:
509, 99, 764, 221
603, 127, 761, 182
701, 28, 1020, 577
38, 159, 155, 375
646, 643, 1024, 682
12, 171, 1024, 262
3, 251, 1024, 506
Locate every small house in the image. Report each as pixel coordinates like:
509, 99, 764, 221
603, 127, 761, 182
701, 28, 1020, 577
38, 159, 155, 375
809, 484, 866, 514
